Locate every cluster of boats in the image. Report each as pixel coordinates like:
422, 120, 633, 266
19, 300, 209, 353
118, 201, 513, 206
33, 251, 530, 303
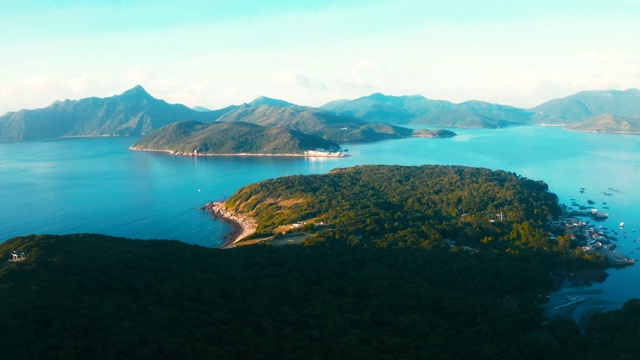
557, 194, 635, 267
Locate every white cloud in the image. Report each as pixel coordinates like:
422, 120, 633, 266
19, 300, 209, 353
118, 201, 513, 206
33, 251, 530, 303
272, 70, 326, 90
617, 62, 640, 79
580, 50, 640, 88
120, 68, 151, 86
69, 74, 95, 94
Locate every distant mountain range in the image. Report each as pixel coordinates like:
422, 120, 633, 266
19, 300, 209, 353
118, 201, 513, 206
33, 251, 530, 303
530, 88, 640, 125
0, 86, 228, 142
131, 121, 341, 155
0, 88, 416, 143
320, 93, 531, 128
2, 86, 640, 142
320, 89, 640, 131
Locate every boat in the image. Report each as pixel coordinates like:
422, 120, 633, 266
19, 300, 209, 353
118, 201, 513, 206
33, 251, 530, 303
620, 222, 625, 228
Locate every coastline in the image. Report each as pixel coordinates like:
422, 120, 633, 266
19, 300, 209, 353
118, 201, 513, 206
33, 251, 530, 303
565, 129, 640, 135
204, 201, 257, 248
130, 147, 349, 157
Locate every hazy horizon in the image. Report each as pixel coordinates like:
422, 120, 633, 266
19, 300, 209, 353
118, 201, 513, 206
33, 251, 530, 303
1, 1, 639, 114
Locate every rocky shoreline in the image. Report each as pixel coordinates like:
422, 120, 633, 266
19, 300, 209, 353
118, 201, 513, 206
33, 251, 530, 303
204, 201, 257, 248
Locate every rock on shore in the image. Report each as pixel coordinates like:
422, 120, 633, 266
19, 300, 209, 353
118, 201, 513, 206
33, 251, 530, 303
205, 201, 257, 248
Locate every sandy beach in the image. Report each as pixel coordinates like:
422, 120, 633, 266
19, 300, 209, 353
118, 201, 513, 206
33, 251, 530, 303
204, 201, 257, 248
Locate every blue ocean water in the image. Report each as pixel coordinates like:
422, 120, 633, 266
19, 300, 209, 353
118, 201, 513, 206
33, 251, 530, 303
1, 127, 639, 307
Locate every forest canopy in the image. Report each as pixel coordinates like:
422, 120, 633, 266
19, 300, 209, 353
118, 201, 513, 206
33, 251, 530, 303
226, 165, 565, 252
0, 233, 631, 359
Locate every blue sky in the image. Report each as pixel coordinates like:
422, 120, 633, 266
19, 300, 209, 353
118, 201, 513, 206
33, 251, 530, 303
1, 0, 639, 113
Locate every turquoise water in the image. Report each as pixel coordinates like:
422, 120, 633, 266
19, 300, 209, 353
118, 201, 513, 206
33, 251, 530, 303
1, 127, 639, 305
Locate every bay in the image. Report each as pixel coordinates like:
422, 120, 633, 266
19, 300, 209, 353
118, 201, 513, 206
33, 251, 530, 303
1, 126, 639, 310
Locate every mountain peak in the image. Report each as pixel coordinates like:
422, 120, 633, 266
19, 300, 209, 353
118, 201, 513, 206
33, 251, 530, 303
120, 85, 153, 99
249, 96, 294, 107
368, 92, 389, 100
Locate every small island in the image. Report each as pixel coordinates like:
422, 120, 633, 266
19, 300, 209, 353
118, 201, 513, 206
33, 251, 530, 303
412, 128, 457, 138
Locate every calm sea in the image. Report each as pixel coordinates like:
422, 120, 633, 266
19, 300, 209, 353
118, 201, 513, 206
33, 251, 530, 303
1, 126, 639, 310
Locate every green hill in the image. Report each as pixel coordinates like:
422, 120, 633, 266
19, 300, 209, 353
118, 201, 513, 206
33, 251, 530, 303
131, 121, 341, 155
531, 88, 640, 124
320, 93, 451, 123
0, 85, 232, 142
565, 114, 640, 134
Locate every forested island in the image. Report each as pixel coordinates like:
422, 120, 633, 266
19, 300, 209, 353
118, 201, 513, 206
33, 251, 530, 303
131, 120, 456, 157
130, 121, 344, 156
411, 128, 457, 138
222, 165, 571, 249
2, 165, 640, 358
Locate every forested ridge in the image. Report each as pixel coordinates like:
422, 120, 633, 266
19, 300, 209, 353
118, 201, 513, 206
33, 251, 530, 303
2, 233, 637, 359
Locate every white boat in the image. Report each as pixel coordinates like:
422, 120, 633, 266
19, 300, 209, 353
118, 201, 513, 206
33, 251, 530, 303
620, 222, 625, 228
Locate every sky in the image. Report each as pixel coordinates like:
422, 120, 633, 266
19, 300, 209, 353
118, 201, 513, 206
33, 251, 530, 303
1, 0, 639, 114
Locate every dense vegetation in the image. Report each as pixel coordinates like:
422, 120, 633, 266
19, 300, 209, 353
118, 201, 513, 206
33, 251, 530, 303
131, 121, 340, 155
226, 165, 576, 253
588, 299, 640, 358
2, 233, 635, 359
